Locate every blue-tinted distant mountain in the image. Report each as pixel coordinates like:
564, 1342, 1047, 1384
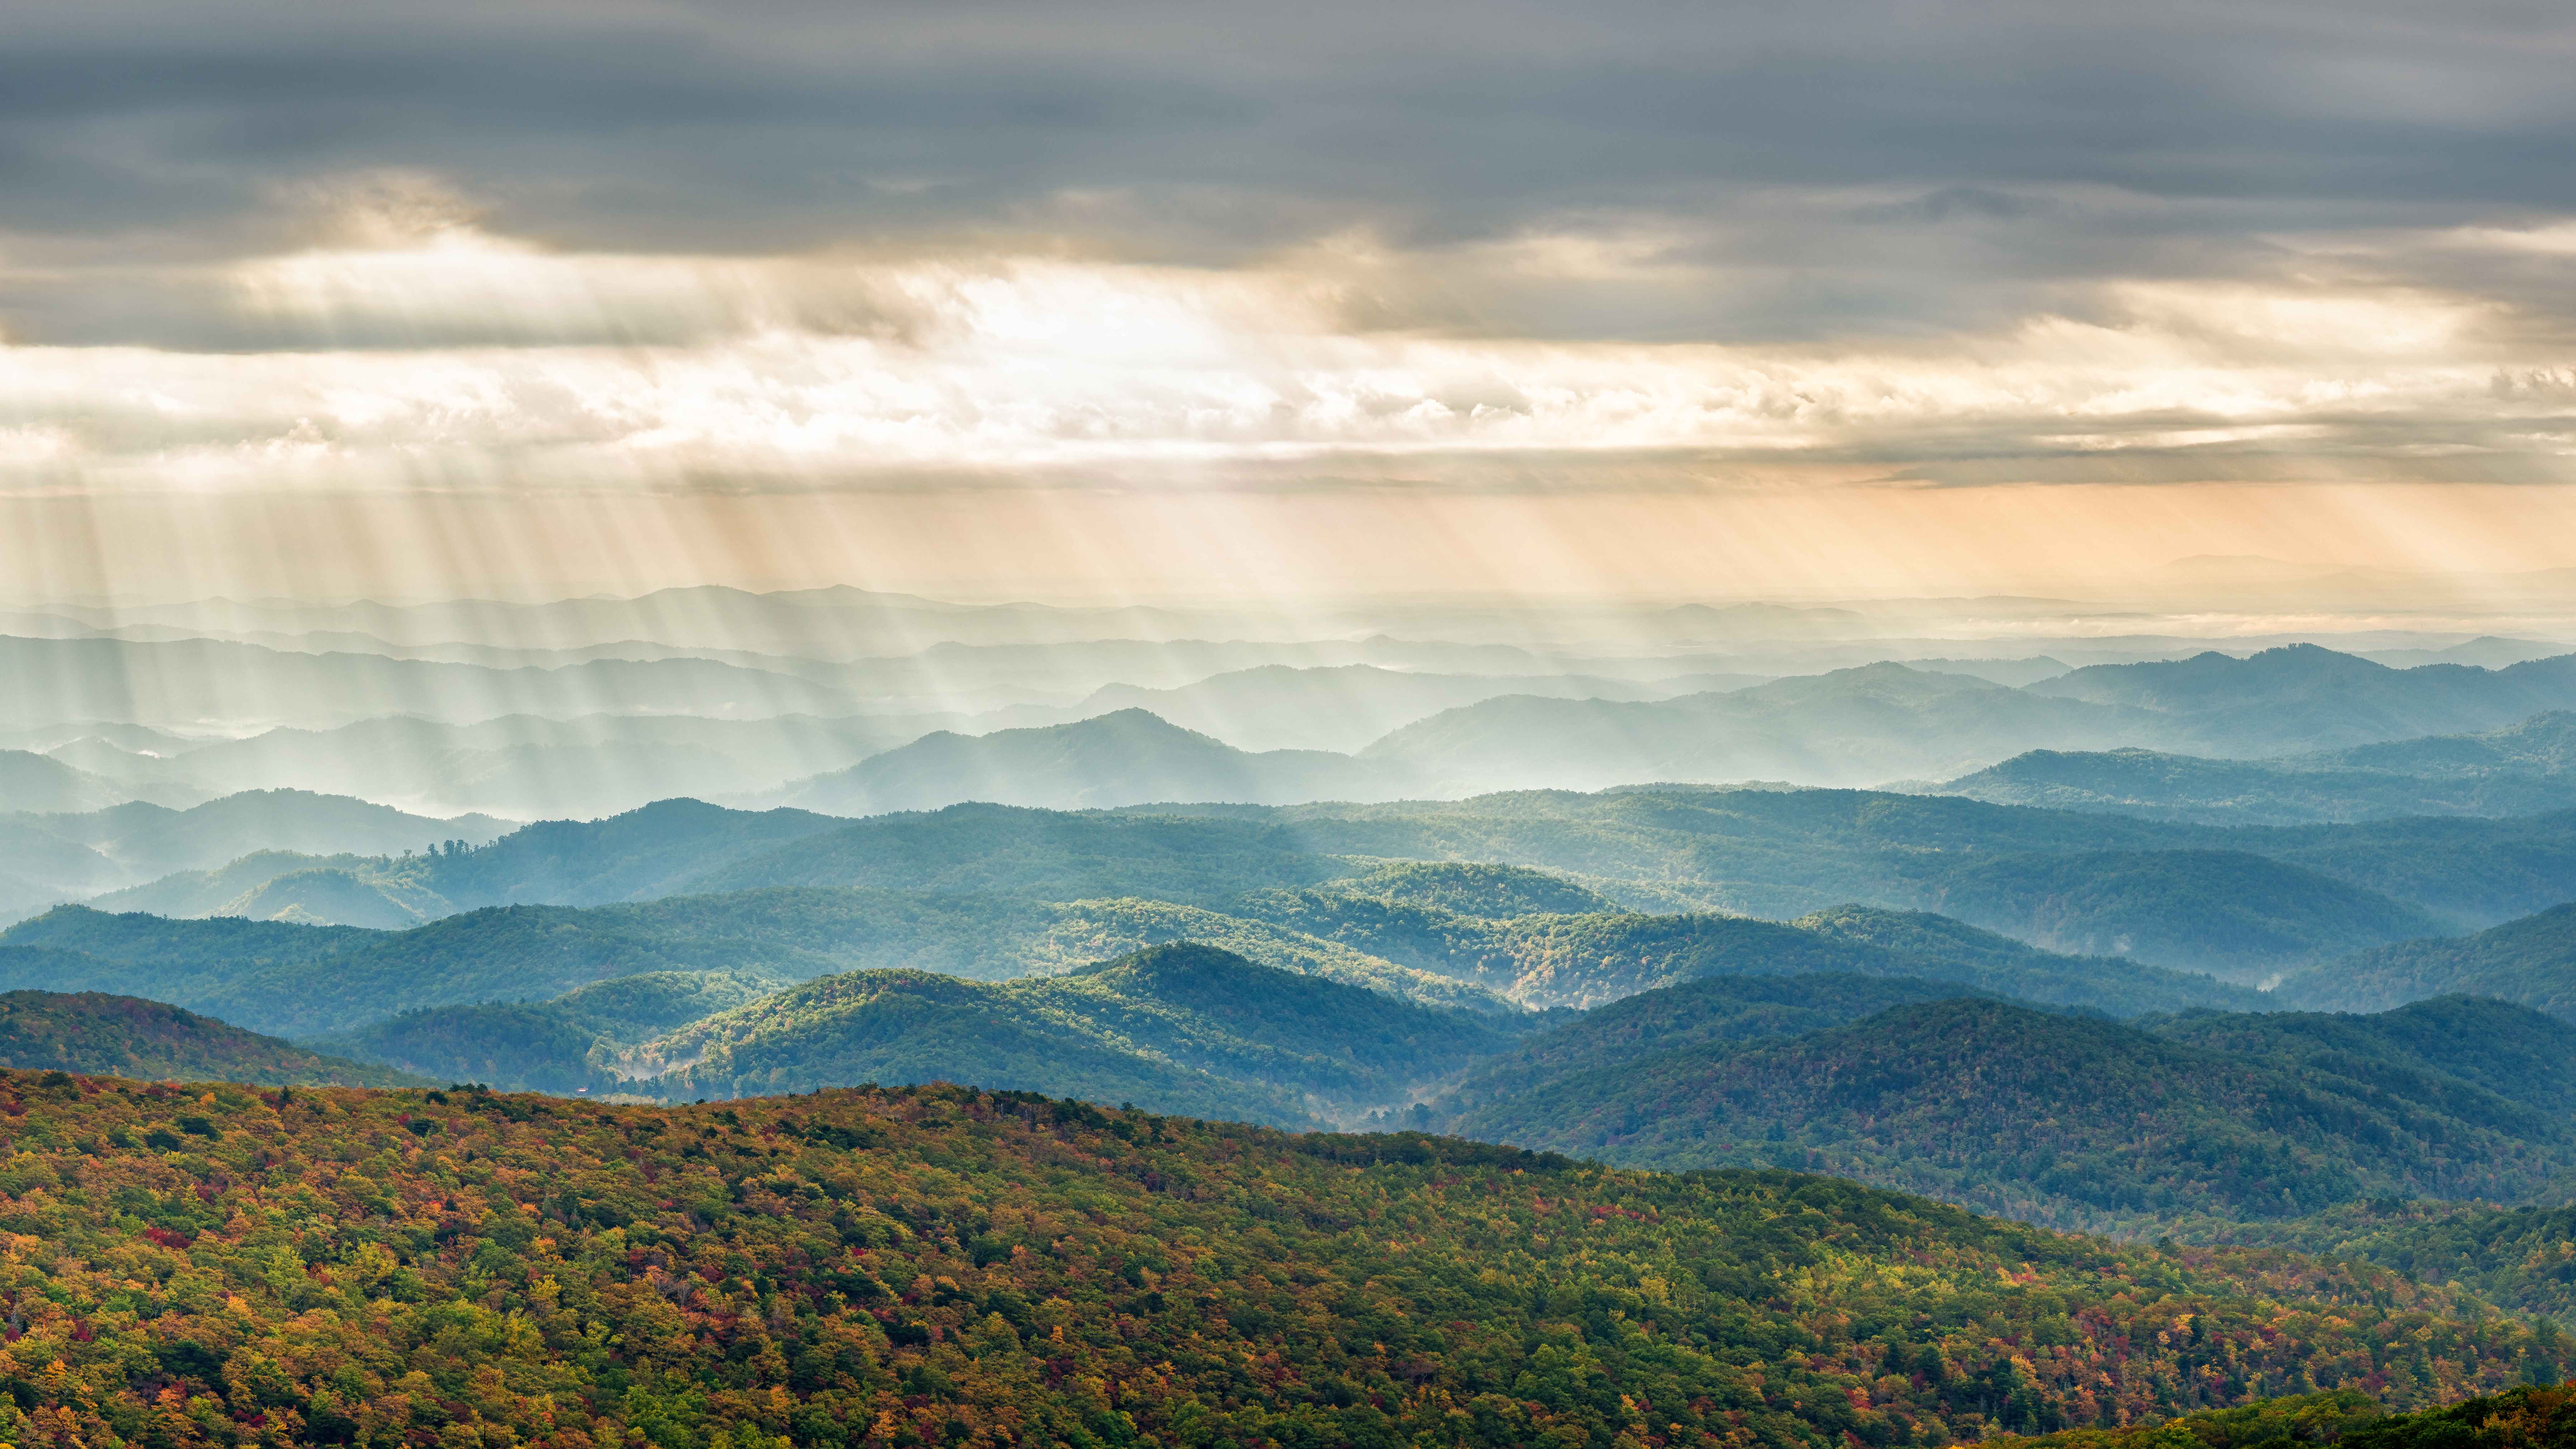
1366, 647, 2576, 798
118, 713, 912, 820
1233, 887, 2255, 1014
15, 789, 509, 878
2354, 636, 2572, 669
0, 830, 128, 925
2029, 644, 2576, 753
1897, 656, 2071, 687
408, 798, 848, 907
1914, 848, 2450, 981
2272, 904, 2576, 1021
95, 798, 854, 923
1258, 785, 2576, 931
1327, 860, 1622, 916
71, 782, 2576, 973
86, 853, 442, 927
692, 800, 1348, 904
1063, 665, 1690, 754
1937, 711, 2576, 824
0, 790, 505, 925
1362, 663, 2179, 791
0, 748, 195, 813
0, 876, 1510, 1036
773, 710, 1414, 815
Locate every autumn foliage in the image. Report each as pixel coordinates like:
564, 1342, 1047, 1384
0, 1067, 2558, 1449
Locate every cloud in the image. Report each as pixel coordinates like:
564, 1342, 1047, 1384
0, 0, 2567, 508
0, 217, 2563, 497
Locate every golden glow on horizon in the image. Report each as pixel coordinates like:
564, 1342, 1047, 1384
4, 181, 2574, 610
8, 481, 2576, 611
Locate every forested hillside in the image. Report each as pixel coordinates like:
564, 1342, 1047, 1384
0, 991, 422, 1087
1941, 710, 2576, 825
1914, 849, 2448, 979
1442, 997, 2576, 1232
1236, 889, 2255, 1013
1251, 785, 2576, 930
2003, 1386, 2576, 1448
1425, 974, 1979, 1121
2275, 905, 2576, 1019
2223, 1201, 2576, 1325
0, 1070, 2555, 1449
637, 943, 1522, 1116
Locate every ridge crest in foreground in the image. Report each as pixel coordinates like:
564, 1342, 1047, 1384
0, 1069, 2557, 1448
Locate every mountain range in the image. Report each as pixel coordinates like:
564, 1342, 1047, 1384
1439, 991, 2576, 1231
20, 639, 2576, 824
0, 790, 507, 924
1938, 710, 2576, 825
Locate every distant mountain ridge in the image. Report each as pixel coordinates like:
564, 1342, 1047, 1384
1442, 993, 2576, 1231
1350, 645, 2576, 797
772, 710, 1414, 814
71, 781, 2576, 976
0, 789, 505, 926
1938, 711, 2576, 824
2029, 644, 2576, 752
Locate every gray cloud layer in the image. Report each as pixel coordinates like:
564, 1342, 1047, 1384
5, 0, 2573, 342
0, 0, 2566, 511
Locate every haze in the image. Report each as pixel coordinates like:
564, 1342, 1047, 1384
2, 0, 2573, 606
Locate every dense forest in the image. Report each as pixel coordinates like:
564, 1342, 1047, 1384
0, 1069, 2562, 1449
0, 991, 419, 1088
6, 761, 2576, 1445
1438, 995, 2576, 1232
2276, 903, 2576, 1020
2002, 1385, 2576, 1447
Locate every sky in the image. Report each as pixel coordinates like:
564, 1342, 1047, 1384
3, 0, 2572, 604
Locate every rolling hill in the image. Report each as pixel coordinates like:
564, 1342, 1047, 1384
0, 990, 421, 1086
772, 709, 1412, 815
1064, 663, 1692, 753
636, 943, 1521, 1115
1936, 711, 2576, 825
1913, 848, 2450, 980
1360, 663, 2179, 792
83, 852, 443, 925
1326, 858, 1623, 915
0, 789, 502, 926
2028, 645, 2576, 754
0, 883, 1515, 1041
0, 749, 170, 813
1262, 783, 2576, 929
688, 801, 1349, 903
83, 778, 2576, 961
1234, 889, 2259, 1013
2272, 904, 2576, 1019
13, 789, 510, 878
0, 1073, 2546, 1448
108, 712, 910, 820
1425, 972, 1979, 1122
1445, 995, 2576, 1231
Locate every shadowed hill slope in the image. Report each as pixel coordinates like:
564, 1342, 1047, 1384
0, 990, 422, 1087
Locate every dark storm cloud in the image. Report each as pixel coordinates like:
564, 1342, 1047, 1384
1, 0, 2570, 345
